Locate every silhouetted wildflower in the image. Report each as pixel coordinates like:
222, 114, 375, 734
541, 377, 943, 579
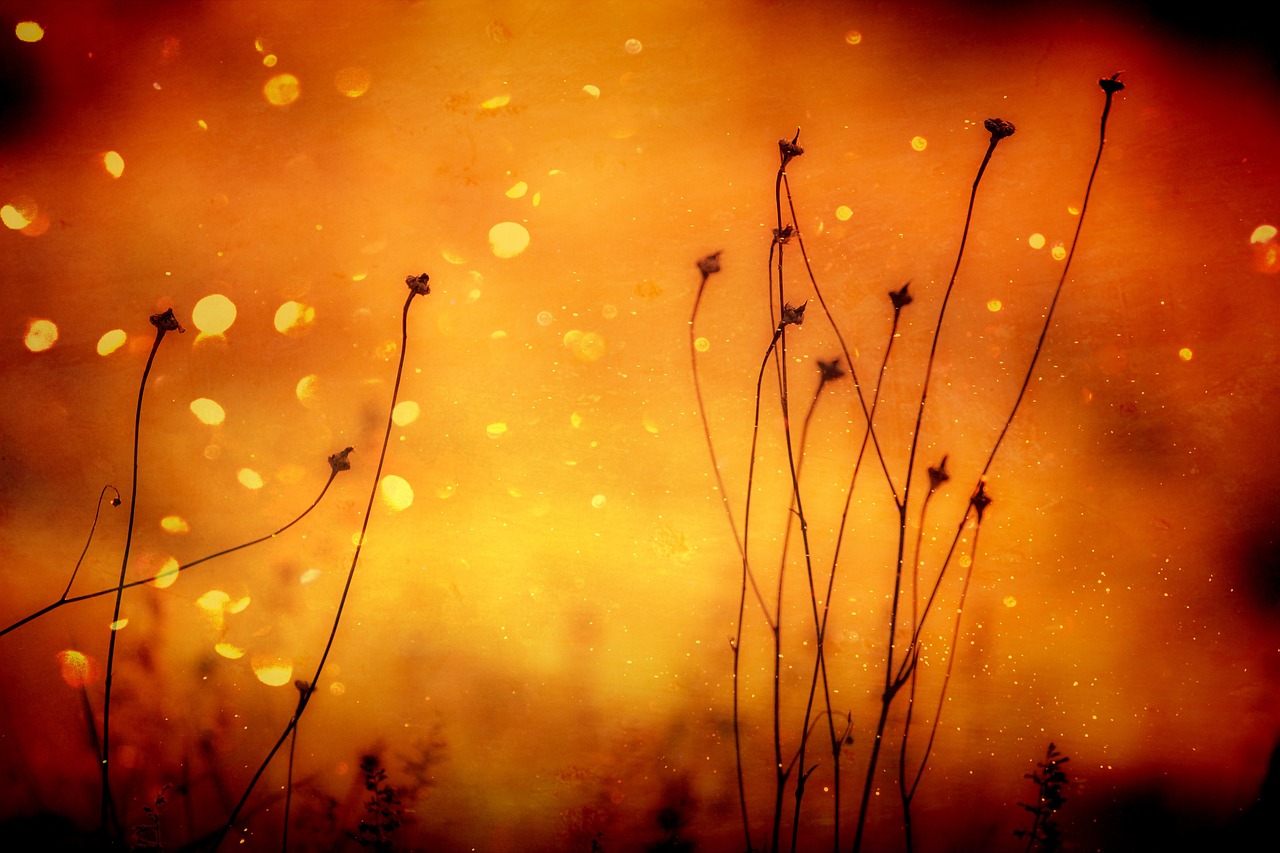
984, 118, 1016, 141
149, 308, 184, 334
779, 129, 803, 166
328, 446, 354, 474
927, 455, 950, 492
818, 358, 845, 383
405, 273, 431, 296
889, 281, 913, 313
697, 252, 722, 281
971, 480, 993, 522
780, 301, 807, 328
1098, 72, 1125, 94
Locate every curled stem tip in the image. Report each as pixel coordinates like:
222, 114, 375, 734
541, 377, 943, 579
405, 273, 431, 296
328, 446, 355, 474
984, 117, 1017, 141
149, 308, 184, 334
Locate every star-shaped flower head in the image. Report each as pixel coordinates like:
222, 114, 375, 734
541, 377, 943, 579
150, 308, 185, 334
328, 446, 354, 474
927, 454, 950, 492
971, 480, 993, 522
889, 282, 913, 313
780, 301, 807, 328
1099, 72, 1125, 94
697, 252, 722, 281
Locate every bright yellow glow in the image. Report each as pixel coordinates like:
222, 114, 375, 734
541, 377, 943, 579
237, 468, 264, 490
335, 66, 372, 97
228, 596, 249, 614
624, 38, 642, 54
24, 319, 58, 352
252, 657, 293, 687
96, 329, 127, 355
160, 516, 190, 534
263, 73, 301, 106
694, 337, 710, 352
300, 568, 321, 585
192, 294, 237, 335
215, 643, 244, 660
262, 54, 277, 67
392, 401, 420, 426
296, 374, 321, 407
380, 475, 414, 510
15, 21, 44, 42
572, 331, 607, 362
197, 119, 208, 130
1051, 244, 1067, 261
190, 398, 226, 426
570, 411, 584, 428
835, 205, 853, 221
101, 151, 125, 178
1003, 596, 1017, 608
109, 619, 128, 631
487, 422, 508, 438
506, 181, 528, 198
844, 30, 862, 45
481, 94, 510, 109
57, 650, 92, 687
1251, 224, 1277, 244
273, 300, 315, 333
911, 136, 927, 152
1028, 232, 1046, 249
582, 84, 600, 98
1179, 347, 1194, 361
987, 299, 1002, 312
591, 494, 607, 509
1067, 205, 1080, 216
1, 203, 33, 229
153, 557, 180, 589
489, 221, 530, 258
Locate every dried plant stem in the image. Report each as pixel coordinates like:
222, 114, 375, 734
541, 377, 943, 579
101, 309, 182, 843
204, 276, 428, 852
0, 468, 344, 640
851, 119, 1013, 853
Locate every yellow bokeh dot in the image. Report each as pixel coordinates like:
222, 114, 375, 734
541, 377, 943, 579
1067, 205, 1080, 216
262, 54, 277, 68
190, 398, 226, 426
215, 643, 244, 660
1250, 224, 1277, 244
392, 401, 420, 426
489, 221, 530, 258
1028, 233, 1045, 249
694, 337, 710, 352
505, 181, 528, 198
153, 557, 180, 589
844, 30, 862, 45
487, 422, 508, 438
263, 73, 300, 106
24, 319, 58, 352
102, 151, 125, 178
911, 136, 927, 152
237, 468, 264, 490
987, 299, 1002, 312
1178, 347, 1194, 362
334, 66, 371, 98
380, 475, 414, 511
160, 515, 190, 534
109, 619, 128, 631
1003, 596, 1017, 608
192, 294, 237, 335
57, 650, 92, 687
1051, 244, 1067, 261
15, 21, 44, 42
252, 657, 293, 687
836, 205, 853, 221
591, 494, 607, 509
97, 329, 127, 356
582, 84, 600, 98
481, 94, 510, 110
2, 203, 33, 229
296, 374, 321, 407
273, 300, 315, 333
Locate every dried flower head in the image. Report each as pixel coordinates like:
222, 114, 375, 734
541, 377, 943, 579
984, 118, 1016, 141
889, 281, 913, 312
927, 454, 950, 492
328, 446, 354, 473
971, 480, 993, 522
149, 308, 185, 334
697, 251, 722, 280
405, 273, 431, 296
780, 301, 807, 328
774, 225, 794, 245
818, 358, 845, 383
779, 128, 804, 165
1099, 72, 1125, 94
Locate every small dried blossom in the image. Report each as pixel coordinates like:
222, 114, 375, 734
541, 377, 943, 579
971, 480, 993, 522
984, 117, 1016, 141
697, 251, 722, 280
780, 301, 807, 328
149, 308, 185, 334
818, 358, 845, 383
889, 281, 913, 312
328, 446, 354, 473
778, 129, 804, 165
405, 273, 431, 296
774, 225, 794, 245
927, 454, 950, 492
1099, 72, 1125, 94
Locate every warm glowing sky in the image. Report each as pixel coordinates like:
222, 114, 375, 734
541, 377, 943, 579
0, 1, 1277, 851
